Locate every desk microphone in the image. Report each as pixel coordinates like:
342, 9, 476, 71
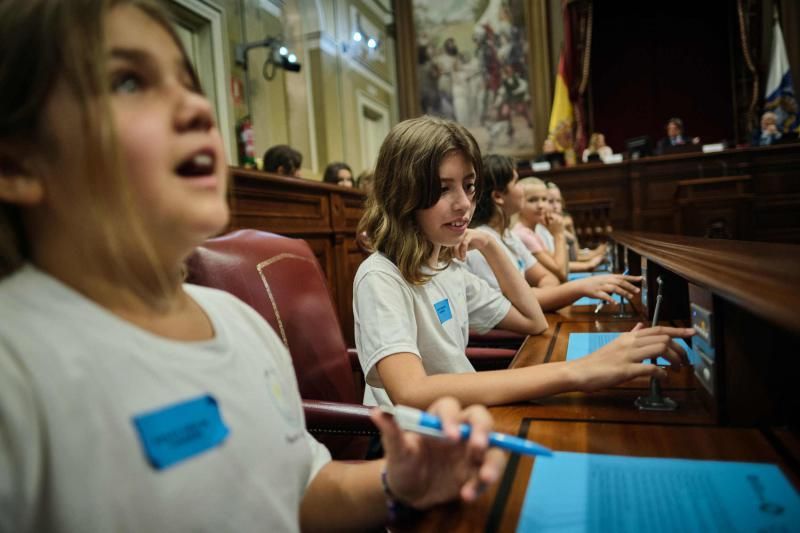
634, 276, 678, 411
613, 268, 633, 318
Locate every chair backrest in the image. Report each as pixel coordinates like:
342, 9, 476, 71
186, 229, 360, 405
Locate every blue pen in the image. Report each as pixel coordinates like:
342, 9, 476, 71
383, 405, 553, 457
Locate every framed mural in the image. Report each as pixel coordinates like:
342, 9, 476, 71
412, 0, 535, 157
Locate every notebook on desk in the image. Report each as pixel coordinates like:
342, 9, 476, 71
566, 332, 696, 366
517, 451, 800, 533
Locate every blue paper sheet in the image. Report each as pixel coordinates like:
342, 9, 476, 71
572, 293, 623, 306
565, 332, 696, 366
517, 452, 800, 533
568, 271, 613, 281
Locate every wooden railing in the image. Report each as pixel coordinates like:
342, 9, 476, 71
227, 167, 366, 345
521, 142, 800, 243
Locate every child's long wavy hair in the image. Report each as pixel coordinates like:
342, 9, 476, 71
470, 154, 516, 233
0, 0, 202, 305
358, 116, 483, 284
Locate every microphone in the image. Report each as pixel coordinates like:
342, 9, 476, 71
634, 276, 678, 411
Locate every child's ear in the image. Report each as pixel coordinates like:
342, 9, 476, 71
0, 154, 44, 206
491, 189, 505, 206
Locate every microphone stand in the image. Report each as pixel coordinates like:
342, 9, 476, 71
635, 276, 678, 411
613, 268, 633, 318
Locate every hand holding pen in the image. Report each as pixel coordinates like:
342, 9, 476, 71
380, 404, 552, 457
370, 398, 513, 508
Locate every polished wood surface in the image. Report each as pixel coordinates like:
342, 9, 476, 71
521, 143, 800, 244
227, 167, 366, 345
411, 231, 800, 530
613, 231, 800, 333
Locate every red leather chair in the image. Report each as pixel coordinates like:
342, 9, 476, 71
467, 329, 525, 370
186, 229, 376, 460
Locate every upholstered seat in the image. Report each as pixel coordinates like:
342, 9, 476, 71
186, 229, 376, 459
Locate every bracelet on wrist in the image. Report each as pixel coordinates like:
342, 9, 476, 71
381, 468, 425, 526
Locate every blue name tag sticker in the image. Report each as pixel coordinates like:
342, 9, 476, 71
132, 394, 229, 470
434, 298, 453, 324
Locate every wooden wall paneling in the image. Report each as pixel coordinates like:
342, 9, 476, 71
229, 168, 367, 346
718, 297, 800, 427
526, 143, 800, 242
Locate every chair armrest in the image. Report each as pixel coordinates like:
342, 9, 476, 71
468, 329, 525, 348
346, 347, 360, 372
465, 346, 517, 371
302, 399, 379, 435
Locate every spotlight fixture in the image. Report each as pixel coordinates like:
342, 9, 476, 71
235, 36, 301, 81
343, 12, 381, 56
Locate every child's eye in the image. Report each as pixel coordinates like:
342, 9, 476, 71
465, 183, 476, 194
111, 72, 144, 94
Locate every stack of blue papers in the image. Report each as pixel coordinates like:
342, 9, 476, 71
517, 452, 800, 532
566, 332, 697, 365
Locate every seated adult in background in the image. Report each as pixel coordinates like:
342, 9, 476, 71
534, 138, 566, 168
655, 117, 699, 155
751, 111, 784, 146
263, 144, 303, 177
582, 132, 613, 163
323, 162, 354, 187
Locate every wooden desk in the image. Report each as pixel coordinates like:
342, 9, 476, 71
413, 233, 800, 530
412, 418, 798, 533
613, 232, 800, 425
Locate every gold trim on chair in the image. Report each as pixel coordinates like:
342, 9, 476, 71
256, 253, 316, 348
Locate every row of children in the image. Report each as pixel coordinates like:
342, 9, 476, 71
0, 1, 693, 530
353, 116, 693, 410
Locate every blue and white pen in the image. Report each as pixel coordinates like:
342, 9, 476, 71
383, 405, 553, 457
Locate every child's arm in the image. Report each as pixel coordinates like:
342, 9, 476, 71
300, 398, 505, 531
375, 325, 694, 408
569, 255, 604, 273
530, 250, 567, 283
548, 214, 569, 281
455, 229, 547, 335
531, 274, 642, 311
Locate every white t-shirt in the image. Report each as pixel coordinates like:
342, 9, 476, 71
354, 253, 511, 407
464, 225, 537, 290
536, 223, 556, 254
0, 265, 330, 533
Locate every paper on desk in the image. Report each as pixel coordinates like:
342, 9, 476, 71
568, 271, 614, 281
572, 293, 623, 306
566, 332, 696, 366
517, 451, 800, 533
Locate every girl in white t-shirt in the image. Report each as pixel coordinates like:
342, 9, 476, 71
0, 2, 505, 531
355, 116, 694, 410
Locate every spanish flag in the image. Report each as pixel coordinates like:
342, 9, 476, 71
547, 0, 576, 162
548, 49, 573, 136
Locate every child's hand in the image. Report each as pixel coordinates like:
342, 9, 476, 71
587, 255, 604, 269
575, 274, 641, 303
371, 397, 507, 508
545, 212, 564, 234
453, 228, 492, 260
573, 323, 695, 392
